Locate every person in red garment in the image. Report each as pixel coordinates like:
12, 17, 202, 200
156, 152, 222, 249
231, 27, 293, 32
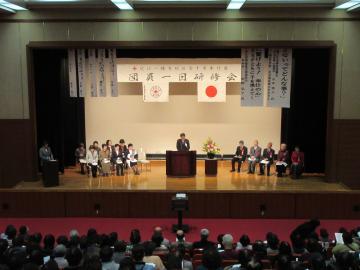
291, 146, 305, 179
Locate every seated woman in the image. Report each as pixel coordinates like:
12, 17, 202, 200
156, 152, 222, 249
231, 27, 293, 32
126, 143, 140, 175
75, 143, 86, 174
276, 143, 289, 177
111, 144, 124, 176
99, 144, 111, 177
291, 146, 304, 179
86, 145, 99, 177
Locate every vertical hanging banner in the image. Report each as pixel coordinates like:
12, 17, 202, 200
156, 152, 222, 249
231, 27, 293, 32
68, 49, 77, 97
241, 48, 265, 106
98, 49, 106, 97
267, 48, 292, 108
108, 49, 118, 97
77, 49, 86, 97
143, 81, 169, 102
88, 49, 97, 97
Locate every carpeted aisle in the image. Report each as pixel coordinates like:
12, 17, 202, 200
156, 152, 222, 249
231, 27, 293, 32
0, 218, 358, 243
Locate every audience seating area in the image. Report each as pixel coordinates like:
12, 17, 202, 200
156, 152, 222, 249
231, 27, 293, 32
1, 219, 360, 270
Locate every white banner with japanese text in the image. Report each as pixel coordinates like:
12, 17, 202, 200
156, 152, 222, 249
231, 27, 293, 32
267, 48, 292, 108
88, 49, 97, 97
108, 49, 118, 97
98, 49, 106, 97
68, 49, 77, 97
77, 49, 86, 97
241, 48, 265, 106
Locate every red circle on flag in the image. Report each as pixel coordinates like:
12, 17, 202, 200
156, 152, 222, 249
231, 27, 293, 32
206, 85, 217, 98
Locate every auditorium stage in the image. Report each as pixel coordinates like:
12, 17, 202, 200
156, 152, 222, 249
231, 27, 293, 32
13, 160, 346, 192
1, 160, 359, 220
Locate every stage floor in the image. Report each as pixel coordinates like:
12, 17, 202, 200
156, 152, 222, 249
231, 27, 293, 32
13, 160, 348, 192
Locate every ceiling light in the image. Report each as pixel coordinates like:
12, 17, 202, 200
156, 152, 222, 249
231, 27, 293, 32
347, 1, 360, 9
334, 0, 360, 9
0, 4, 16, 11
111, 0, 133, 9
0, 0, 27, 11
227, 0, 246, 9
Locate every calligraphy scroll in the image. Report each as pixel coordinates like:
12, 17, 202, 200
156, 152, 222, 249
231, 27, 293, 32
88, 49, 97, 97
77, 49, 86, 97
68, 49, 77, 97
98, 49, 106, 97
108, 49, 118, 97
241, 48, 265, 106
267, 48, 292, 108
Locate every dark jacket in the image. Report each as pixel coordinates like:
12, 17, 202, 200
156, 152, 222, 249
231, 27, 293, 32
262, 148, 275, 163
234, 146, 248, 161
177, 139, 190, 151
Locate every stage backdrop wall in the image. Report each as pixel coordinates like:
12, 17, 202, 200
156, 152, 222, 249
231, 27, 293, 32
85, 87, 281, 154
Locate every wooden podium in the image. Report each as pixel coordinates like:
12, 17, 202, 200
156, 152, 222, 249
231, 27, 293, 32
166, 151, 196, 177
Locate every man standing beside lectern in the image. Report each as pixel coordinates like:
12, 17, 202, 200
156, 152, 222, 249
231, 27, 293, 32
176, 133, 190, 151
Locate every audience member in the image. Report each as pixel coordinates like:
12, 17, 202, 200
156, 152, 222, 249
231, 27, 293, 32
192, 229, 215, 251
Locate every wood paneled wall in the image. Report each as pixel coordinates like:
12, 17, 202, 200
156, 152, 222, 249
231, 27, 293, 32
0, 191, 359, 219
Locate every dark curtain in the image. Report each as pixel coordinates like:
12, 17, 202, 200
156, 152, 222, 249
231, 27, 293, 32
34, 49, 85, 171
281, 48, 330, 173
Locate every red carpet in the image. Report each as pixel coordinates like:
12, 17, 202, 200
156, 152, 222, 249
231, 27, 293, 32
0, 218, 358, 243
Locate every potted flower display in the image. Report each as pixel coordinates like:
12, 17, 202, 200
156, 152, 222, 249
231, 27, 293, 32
202, 138, 220, 159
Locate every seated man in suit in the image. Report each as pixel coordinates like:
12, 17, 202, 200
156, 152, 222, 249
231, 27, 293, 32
230, 140, 248, 173
276, 143, 289, 177
111, 144, 124, 176
291, 146, 305, 179
119, 139, 128, 168
176, 133, 190, 151
248, 140, 262, 174
259, 142, 275, 176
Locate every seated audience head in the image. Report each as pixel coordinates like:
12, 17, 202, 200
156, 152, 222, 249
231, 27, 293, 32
29, 249, 43, 266
319, 228, 329, 242
65, 247, 82, 267
143, 241, 156, 257
115, 144, 120, 150
4, 225, 17, 240
109, 232, 118, 246
239, 234, 251, 248
56, 235, 69, 247
119, 257, 135, 270
102, 144, 107, 151
114, 240, 127, 253
222, 234, 234, 250
44, 234, 55, 249
239, 140, 244, 146
106, 140, 112, 146
253, 140, 259, 146
79, 143, 85, 149
180, 133, 186, 139
294, 146, 300, 152
280, 143, 287, 151
43, 140, 49, 147
279, 241, 292, 256
217, 234, 224, 249
69, 229, 79, 238
100, 245, 113, 263
131, 244, 145, 262
202, 247, 222, 270
128, 144, 134, 150
32, 233, 42, 244
267, 142, 273, 148
19, 225, 28, 235
89, 145, 95, 152
119, 139, 125, 145
130, 229, 141, 245
238, 249, 251, 268
54, 244, 67, 258
93, 141, 99, 148
342, 231, 353, 245
176, 230, 185, 241
151, 232, 164, 247
266, 232, 279, 250
200, 228, 210, 241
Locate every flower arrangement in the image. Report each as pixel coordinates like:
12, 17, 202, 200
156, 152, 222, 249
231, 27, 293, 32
202, 138, 221, 155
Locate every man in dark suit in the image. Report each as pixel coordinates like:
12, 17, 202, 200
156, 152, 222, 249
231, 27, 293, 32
259, 142, 275, 176
230, 140, 248, 172
176, 133, 190, 151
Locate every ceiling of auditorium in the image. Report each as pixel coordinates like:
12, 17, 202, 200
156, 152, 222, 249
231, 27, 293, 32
0, 0, 359, 13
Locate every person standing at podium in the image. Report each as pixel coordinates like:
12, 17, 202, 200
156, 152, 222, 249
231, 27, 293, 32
176, 133, 190, 151
39, 141, 54, 167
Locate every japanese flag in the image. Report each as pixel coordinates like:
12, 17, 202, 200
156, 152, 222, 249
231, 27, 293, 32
143, 81, 169, 102
197, 82, 226, 102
